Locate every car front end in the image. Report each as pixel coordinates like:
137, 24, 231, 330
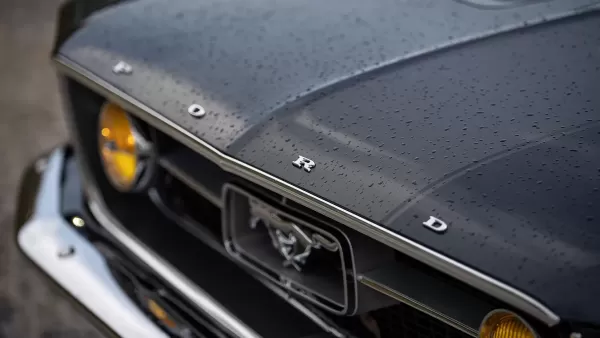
15, 0, 600, 337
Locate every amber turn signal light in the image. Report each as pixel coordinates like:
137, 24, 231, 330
479, 310, 538, 338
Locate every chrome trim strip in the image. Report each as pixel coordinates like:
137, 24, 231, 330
54, 55, 560, 326
88, 200, 261, 338
358, 275, 478, 337
17, 149, 168, 338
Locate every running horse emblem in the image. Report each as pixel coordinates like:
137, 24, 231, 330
249, 200, 339, 272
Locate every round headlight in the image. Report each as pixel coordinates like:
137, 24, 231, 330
479, 310, 537, 338
98, 102, 154, 191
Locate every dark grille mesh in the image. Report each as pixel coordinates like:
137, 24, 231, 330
370, 303, 473, 338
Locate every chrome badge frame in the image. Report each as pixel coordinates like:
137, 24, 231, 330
222, 184, 357, 315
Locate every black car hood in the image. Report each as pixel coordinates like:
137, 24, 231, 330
59, 0, 600, 324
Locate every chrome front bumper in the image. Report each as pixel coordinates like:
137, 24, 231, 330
15, 148, 168, 338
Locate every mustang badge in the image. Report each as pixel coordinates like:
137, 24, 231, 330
249, 200, 338, 271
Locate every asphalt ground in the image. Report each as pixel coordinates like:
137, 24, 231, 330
0, 0, 101, 337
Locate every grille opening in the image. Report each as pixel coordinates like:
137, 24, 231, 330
321, 303, 475, 338
153, 127, 231, 205
392, 252, 502, 310
86, 192, 325, 338
105, 248, 229, 338
153, 169, 223, 240
369, 303, 473, 338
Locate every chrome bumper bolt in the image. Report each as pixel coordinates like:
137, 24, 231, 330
57, 245, 76, 258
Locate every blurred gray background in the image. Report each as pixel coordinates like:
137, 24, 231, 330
0, 0, 100, 337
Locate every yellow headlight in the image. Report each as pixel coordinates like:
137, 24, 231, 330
98, 102, 151, 191
479, 310, 537, 338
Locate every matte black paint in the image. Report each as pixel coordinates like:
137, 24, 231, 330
393, 126, 600, 324
60, 0, 598, 150
58, 0, 600, 324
